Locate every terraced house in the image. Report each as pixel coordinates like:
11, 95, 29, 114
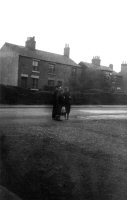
79, 56, 123, 93
0, 37, 80, 90
120, 62, 127, 93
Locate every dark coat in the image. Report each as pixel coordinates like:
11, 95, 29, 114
64, 92, 71, 114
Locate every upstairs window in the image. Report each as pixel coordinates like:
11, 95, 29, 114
48, 64, 55, 74
72, 67, 76, 76
104, 72, 111, 80
32, 60, 39, 71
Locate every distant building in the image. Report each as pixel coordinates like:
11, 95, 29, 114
79, 56, 123, 92
120, 62, 127, 93
0, 37, 80, 90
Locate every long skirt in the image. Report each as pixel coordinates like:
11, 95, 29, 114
65, 104, 71, 114
52, 105, 57, 119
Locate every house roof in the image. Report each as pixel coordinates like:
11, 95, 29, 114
79, 61, 113, 72
112, 71, 122, 76
2, 42, 79, 67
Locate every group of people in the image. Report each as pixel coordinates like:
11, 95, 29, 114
52, 86, 71, 121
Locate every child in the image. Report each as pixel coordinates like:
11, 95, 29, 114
64, 87, 71, 120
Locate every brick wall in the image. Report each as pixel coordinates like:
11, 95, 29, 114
121, 64, 127, 93
18, 56, 77, 90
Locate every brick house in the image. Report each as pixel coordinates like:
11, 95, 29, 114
0, 37, 80, 90
120, 62, 127, 93
79, 56, 123, 92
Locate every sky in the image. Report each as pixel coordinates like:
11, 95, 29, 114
0, 0, 127, 72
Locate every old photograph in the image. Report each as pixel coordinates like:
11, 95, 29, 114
0, 0, 127, 200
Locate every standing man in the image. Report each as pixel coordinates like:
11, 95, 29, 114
55, 87, 64, 121
52, 86, 59, 120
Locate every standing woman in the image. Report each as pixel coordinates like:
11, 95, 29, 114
64, 87, 71, 120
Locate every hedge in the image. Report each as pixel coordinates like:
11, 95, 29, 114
0, 85, 127, 105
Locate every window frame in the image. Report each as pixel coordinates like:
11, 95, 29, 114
48, 63, 55, 74
32, 59, 39, 72
72, 67, 77, 76
31, 77, 39, 89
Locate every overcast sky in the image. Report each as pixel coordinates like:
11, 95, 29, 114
0, 0, 127, 72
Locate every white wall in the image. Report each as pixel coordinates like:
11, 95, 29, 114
0, 46, 19, 86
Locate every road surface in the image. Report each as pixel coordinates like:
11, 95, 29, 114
0, 105, 127, 121
1, 106, 127, 200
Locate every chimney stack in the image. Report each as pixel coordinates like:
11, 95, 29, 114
25, 36, 36, 50
109, 64, 113, 70
64, 44, 70, 58
92, 56, 101, 66
121, 61, 127, 73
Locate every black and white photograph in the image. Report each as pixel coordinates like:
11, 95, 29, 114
1, 0, 127, 199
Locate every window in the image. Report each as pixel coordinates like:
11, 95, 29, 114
48, 80, 55, 86
48, 64, 55, 74
104, 72, 111, 80
32, 60, 39, 71
57, 80, 62, 86
72, 67, 76, 76
21, 77, 27, 88
32, 78, 38, 89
